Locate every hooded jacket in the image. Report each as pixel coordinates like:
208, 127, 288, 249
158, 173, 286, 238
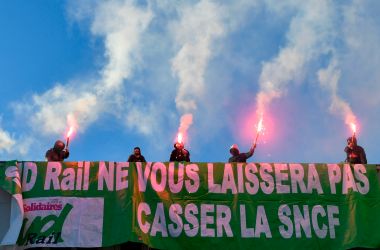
345, 145, 367, 164
345, 137, 367, 164
170, 143, 190, 162
228, 148, 254, 163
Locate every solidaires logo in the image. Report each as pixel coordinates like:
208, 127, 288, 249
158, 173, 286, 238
17, 197, 104, 247
17, 203, 73, 246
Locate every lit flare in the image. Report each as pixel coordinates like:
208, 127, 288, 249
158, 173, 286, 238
349, 122, 357, 144
177, 132, 183, 144
67, 127, 74, 138
66, 126, 75, 149
257, 117, 264, 133
350, 122, 356, 135
253, 117, 264, 146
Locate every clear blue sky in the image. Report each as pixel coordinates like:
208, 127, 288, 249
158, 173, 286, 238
0, 0, 379, 163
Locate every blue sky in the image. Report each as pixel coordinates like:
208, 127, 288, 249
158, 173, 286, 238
0, 0, 379, 163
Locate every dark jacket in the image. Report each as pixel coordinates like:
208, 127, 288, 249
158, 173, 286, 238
345, 145, 367, 164
229, 148, 254, 163
170, 149, 190, 162
128, 154, 146, 162
45, 148, 69, 161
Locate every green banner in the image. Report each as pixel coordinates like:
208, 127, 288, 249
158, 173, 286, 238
0, 161, 379, 249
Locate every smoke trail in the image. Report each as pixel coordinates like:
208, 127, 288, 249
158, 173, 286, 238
13, 0, 153, 138
323, 0, 380, 133
255, 0, 335, 118
176, 113, 193, 143
318, 59, 357, 129
171, 0, 225, 141
92, 1, 153, 91
0, 127, 15, 153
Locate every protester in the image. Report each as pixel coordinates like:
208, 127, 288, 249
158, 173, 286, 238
128, 146, 146, 162
344, 136, 367, 164
228, 143, 256, 163
45, 140, 70, 161
170, 142, 190, 162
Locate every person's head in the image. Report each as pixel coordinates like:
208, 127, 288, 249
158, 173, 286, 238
54, 140, 65, 151
347, 137, 357, 148
174, 142, 184, 150
230, 144, 239, 156
133, 147, 141, 156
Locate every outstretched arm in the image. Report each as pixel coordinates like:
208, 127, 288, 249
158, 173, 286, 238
246, 144, 256, 158
63, 149, 70, 159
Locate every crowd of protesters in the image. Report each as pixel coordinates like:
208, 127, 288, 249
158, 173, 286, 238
45, 135, 367, 164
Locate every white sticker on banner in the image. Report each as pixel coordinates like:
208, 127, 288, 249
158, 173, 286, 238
0, 193, 24, 246
19, 197, 104, 248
